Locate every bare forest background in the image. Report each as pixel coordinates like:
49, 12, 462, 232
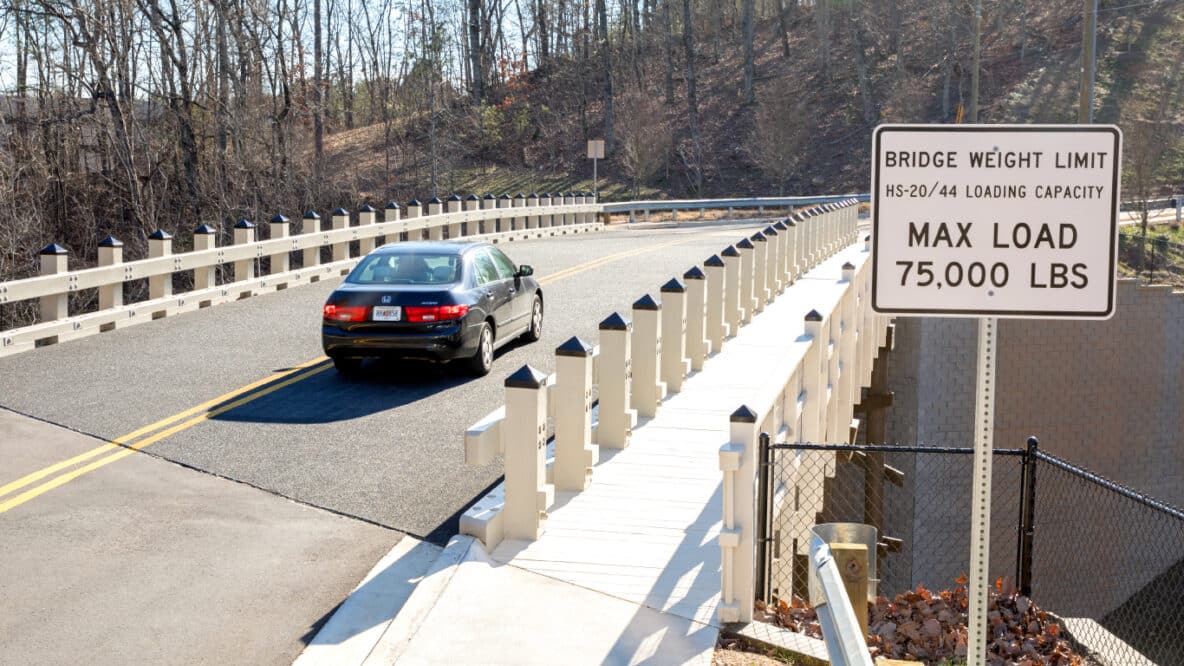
0, 0, 1181, 288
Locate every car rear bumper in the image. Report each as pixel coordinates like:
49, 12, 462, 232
322, 322, 476, 360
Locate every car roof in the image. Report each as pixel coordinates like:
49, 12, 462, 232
371, 241, 489, 256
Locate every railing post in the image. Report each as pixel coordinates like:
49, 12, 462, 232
763, 225, 782, 298
660, 278, 689, 393
526, 192, 539, 229
786, 217, 800, 280
97, 236, 123, 310
750, 231, 769, 313
736, 237, 756, 324
630, 294, 665, 418
406, 199, 423, 239
683, 266, 710, 371
38, 243, 69, 322
497, 194, 512, 232
511, 193, 526, 231
721, 246, 743, 338
330, 208, 350, 261
503, 364, 554, 541
538, 192, 552, 228
148, 230, 173, 298
426, 197, 444, 241
445, 195, 463, 239
564, 192, 577, 225
194, 225, 217, 289
302, 211, 322, 269
718, 405, 759, 624
801, 309, 826, 442
838, 262, 858, 439
233, 220, 256, 282
463, 195, 480, 237
554, 336, 596, 492
596, 313, 635, 449
478, 194, 495, 233
384, 202, 402, 244
1016, 436, 1039, 597
357, 205, 376, 253
270, 215, 292, 273
704, 254, 727, 352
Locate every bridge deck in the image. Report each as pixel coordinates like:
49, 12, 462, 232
487, 241, 870, 633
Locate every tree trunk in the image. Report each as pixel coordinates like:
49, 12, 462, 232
851, 6, 876, 125
596, 0, 614, 151
816, 0, 830, 79
777, 0, 790, 58
682, 0, 702, 192
664, 0, 674, 104
469, 0, 483, 100
314, 0, 325, 174
742, 0, 755, 104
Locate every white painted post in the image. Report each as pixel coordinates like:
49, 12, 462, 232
721, 246, 743, 339
38, 243, 69, 322
704, 255, 727, 352
233, 220, 256, 282
463, 195, 480, 237
479, 194, 496, 234
564, 192, 576, 225
793, 213, 808, 274
683, 266, 709, 371
801, 309, 826, 442
426, 197, 444, 241
497, 194, 512, 233
838, 262, 858, 441
763, 225, 782, 297
630, 294, 665, 418
445, 196, 462, 239
269, 215, 292, 273
718, 405, 759, 624
384, 202, 402, 244
193, 225, 218, 289
526, 193, 539, 229
511, 193, 526, 231
97, 236, 123, 310
596, 313, 635, 449
538, 192, 553, 228
554, 336, 596, 491
660, 278, 689, 393
148, 230, 173, 298
303, 211, 322, 269
773, 221, 790, 286
503, 364, 554, 541
330, 209, 350, 261
736, 237, 756, 324
406, 199, 423, 240
357, 205, 376, 254
750, 231, 768, 313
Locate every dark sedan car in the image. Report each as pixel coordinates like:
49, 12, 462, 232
322, 241, 543, 376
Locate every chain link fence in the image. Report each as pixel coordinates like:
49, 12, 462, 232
759, 440, 1184, 665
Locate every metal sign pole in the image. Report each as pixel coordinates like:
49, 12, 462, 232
967, 315, 997, 666
593, 157, 598, 199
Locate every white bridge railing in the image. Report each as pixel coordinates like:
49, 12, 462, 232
459, 198, 865, 551
601, 194, 869, 224
0, 193, 601, 356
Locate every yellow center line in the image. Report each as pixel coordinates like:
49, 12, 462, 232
0, 229, 736, 513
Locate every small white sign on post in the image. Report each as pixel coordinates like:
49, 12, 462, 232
587, 139, 605, 159
870, 124, 1122, 666
872, 124, 1122, 319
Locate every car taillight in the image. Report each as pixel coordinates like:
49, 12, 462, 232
405, 304, 469, 322
323, 304, 368, 322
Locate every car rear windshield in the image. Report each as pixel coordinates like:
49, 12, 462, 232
348, 252, 461, 285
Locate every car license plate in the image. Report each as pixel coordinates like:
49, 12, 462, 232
372, 306, 402, 322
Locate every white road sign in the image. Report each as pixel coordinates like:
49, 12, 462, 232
872, 125, 1122, 318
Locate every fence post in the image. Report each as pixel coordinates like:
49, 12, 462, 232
503, 364, 553, 541
526, 192, 539, 229
838, 263, 858, 439
38, 243, 69, 322
755, 432, 772, 604
270, 215, 292, 273
704, 255, 727, 352
384, 202, 401, 244
596, 313, 635, 449
497, 194, 512, 233
1016, 436, 1039, 597
233, 220, 256, 282
801, 309, 826, 442
750, 231, 768, 313
512, 193, 526, 231
299, 211, 319, 267
630, 294, 665, 418
463, 195, 479, 237
330, 209, 349, 261
148, 230, 173, 298
764, 225, 782, 298
660, 278, 689, 393
445, 195, 462, 239
683, 266, 709, 371
554, 336, 596, 492
538, 192, 552, 228
425, 197, 443, 241
564, 192, 576, 225
357, 205, 376, 254
786, 217, 800, 280
722, 246, 743, 338
98, 236, 123, 310
737, 237, 756, 324
718, 405, 759, 623
406, 199, 423, 239
194, 225, 217, 289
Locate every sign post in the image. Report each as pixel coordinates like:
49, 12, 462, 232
871, 124, 1121, 666
587, 139, 605, 198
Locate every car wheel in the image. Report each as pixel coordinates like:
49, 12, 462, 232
465, 323, 494, 376
524, 296, 543, 342
333, 356, 364, 377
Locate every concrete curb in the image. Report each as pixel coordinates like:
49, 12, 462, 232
360, 535, 476, 665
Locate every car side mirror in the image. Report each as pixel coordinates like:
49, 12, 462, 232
517, 265, 534, 277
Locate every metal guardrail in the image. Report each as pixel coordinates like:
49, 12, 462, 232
600, 194, 870, 215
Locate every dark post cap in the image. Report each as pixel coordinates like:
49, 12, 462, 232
556, 336, 594, 357
736, 238, 754, 250
407, 199, 422, 206
785, 218, 797, 227
842, 262, 855, 270
333, 207, 349, 216
1027, 436, 1040, 447
98, 235, 123, 247
304, 210, 321, 218
721, 246, 740, 258
39, 243, 68, 255
774, 221, 788, 230
484, 194, 497, 200
763, 226, 778, 236
683, 266, 707, 280
660, 278, 686, 293
541, 192, 552, 198
234, 220, 254, 229
359, 204, 377, 213
270, 214, 290, 224
632, 294, 661, 311
528, 192, 539, 198
704, 254, 726, 267
149, 229, 174, 240
428, 196, 443, 204
505, 364, 549, 389
385, 202, 401, 209
499, 193, 512, 199
514, 193, 525, 199
448, 195, 462, 201
599, 312, 631, 331
730, 405, 758, 423
750, 232, 767, 242
805, 309, 823, 322
195, 224, 217, 234
466, 194, 480, 201
865, 235, 871, 242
